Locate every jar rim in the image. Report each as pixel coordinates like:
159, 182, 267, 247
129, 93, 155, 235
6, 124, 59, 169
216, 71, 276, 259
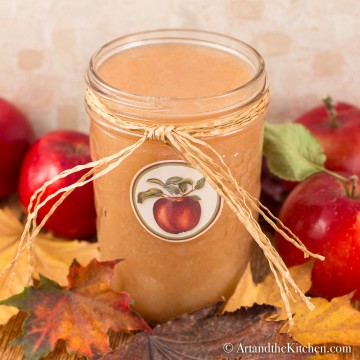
86, 29, 266, 102
85, 29, 268, 120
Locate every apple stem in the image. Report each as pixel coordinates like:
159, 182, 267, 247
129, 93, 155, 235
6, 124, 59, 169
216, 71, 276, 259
323, 96, 340, 128
349, 175, 359, 198
75, 144, 84, 154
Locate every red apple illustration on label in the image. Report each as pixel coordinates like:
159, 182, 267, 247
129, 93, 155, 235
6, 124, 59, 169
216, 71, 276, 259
137, 176, 205, 234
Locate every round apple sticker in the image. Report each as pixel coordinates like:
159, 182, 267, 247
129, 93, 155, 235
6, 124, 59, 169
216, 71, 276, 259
131, 161, 223, 242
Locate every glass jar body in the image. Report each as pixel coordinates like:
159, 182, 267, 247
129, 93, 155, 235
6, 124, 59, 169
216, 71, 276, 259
86, 30, 268, 323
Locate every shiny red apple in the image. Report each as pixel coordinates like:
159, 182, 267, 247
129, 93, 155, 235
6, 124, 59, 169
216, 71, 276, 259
153, 197, 201, 234
275, 172, 360, 300
18, 130, 96, 239
0, 98, 34, 199
295, 98, 360, 176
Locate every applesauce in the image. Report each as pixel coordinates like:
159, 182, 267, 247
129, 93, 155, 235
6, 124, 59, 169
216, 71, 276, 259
85, 30, 268, 323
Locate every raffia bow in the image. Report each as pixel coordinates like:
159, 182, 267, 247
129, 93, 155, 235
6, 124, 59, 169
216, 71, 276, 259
1, 87, 324, 326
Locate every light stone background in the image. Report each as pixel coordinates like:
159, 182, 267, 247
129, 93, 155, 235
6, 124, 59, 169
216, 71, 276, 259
1, 0, 360, 136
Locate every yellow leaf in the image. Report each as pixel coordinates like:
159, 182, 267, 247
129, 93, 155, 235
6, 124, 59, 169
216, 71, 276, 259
0, 208, 99, 325
225, 261, 360, 347
225, 261, 313, 316
224, 262, 258, 310
290, 293, 360, 346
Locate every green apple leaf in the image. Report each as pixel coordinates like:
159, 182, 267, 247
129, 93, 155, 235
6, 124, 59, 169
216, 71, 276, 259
178, 182, 188, 194
178, 178, 194, 194
195, 177, 206, 190
263, 122, 326, 181
179, 178, 194, 186
165, 185, 181, 195
165, 177, 183, 185
147, 178, 166, 188
137, 188, 164, 203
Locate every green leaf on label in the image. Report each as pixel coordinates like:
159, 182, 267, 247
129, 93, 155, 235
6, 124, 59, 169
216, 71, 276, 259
190, 195, 201, 201
137, 188, 164, 203
195, 177, 206, 190
179, 178, 194, 186
165, 177, 183, 185
263, 122, 326, 181
179, 182, 188, 194
165, 185, 181, 195
147, 178, 166, 188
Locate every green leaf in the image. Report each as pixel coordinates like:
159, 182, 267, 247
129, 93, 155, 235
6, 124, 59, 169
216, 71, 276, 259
165, 177, 183, 185
137, 188, 164, 203
179, 182, 188, 194
165, 185, 181, 195
190, 195, 201, 201
178, 178, 194, 194
147, 178, 166, 188
179, 178, 194, 186
195, 177, 206, 190
263, 122, 326, 181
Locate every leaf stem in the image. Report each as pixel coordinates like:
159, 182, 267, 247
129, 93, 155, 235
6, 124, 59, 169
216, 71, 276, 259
183, 187, 195, 197
320, 167, 358, 198
320, 167, 348, 183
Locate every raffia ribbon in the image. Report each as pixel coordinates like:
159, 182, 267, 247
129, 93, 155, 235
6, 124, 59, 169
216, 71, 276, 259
1, 87, 324, 326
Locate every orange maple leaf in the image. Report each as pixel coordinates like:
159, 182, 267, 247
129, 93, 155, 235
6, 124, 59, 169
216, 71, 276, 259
0, 258, 151, 359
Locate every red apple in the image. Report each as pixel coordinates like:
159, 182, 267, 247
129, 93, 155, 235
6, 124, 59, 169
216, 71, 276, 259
0, 98, 34, 199
294, 98, 360, 176
275, 172, 360, 300
18, 130, 96, 239
153, 197, 201, 234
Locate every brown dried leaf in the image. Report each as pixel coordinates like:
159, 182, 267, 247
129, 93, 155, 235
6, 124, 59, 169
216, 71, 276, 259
101, 304, 311, 360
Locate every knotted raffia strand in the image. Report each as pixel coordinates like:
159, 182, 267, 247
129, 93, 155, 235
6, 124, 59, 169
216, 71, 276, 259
1, 86, 324, 327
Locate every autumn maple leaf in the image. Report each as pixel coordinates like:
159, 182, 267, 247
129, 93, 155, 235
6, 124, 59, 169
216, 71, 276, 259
101, 304, 311, 360
0, 258, 151, 360
0, 207, 99, 325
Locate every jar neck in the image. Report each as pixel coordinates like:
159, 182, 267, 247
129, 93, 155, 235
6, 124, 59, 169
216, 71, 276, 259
85, 29, 268, 123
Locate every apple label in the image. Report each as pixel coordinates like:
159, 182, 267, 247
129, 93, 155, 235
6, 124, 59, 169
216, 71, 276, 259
130, 161, 223, 242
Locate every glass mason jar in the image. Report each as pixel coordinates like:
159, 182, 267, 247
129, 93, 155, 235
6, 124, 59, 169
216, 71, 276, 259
85, 30, 268, 323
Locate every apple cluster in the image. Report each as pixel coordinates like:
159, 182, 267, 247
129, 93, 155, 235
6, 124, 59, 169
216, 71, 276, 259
0, 98, 96, 239
267, 98, 360, 300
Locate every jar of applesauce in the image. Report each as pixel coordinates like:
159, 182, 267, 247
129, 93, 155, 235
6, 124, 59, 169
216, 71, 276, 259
85, 30, 268, 323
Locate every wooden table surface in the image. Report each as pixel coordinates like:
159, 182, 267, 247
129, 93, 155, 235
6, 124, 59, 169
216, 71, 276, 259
1, 241, 359, 359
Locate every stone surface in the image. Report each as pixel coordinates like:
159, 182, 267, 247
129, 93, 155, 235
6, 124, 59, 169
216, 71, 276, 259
0, 0, 360, 136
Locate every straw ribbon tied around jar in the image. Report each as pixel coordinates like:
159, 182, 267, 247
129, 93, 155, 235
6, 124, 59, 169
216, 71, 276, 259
146, 125, 175, 143
1, 86, 324, 327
